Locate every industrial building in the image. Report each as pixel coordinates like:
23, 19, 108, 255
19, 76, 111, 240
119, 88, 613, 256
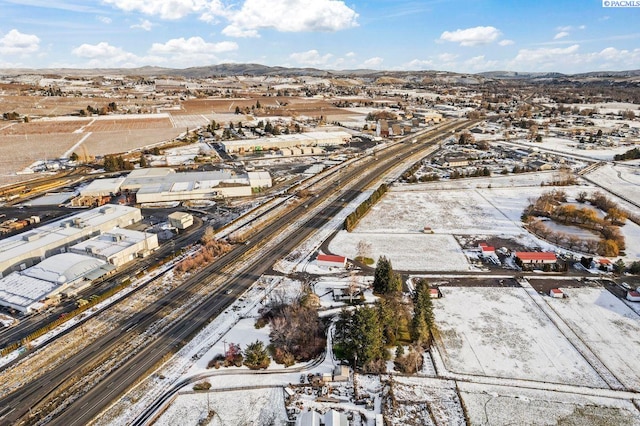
0, 253, 110, 314
0, 205, 142, 278
119, 168, 272, 203
168, 212, 194, 230
221, 131, 352, 154
70, 228, 158, 267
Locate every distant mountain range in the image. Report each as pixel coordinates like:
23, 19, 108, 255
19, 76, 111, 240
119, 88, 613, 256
1, 63, 639, 81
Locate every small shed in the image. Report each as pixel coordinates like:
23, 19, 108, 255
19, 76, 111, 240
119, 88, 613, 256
316, 254, 346, 268
480, 245, 495, 255
333, 365, 350, 382
550, 288, 564, 299
626, 291, 640, 302
430, 288, 441, 299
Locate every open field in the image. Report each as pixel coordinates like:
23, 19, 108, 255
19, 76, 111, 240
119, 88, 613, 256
434, 287, 607, 387
585, 163, 640, 208
82, 128, 186, 156
155, 388, 288, 426
85, 117, 173, 132
0, 119, 90, 135
459, 381, 640, 426
329, 232, 471, 271
546, 287, 640, 392
388, 377, 465, 426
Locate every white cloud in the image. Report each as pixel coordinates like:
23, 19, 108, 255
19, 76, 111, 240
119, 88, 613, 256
557, 25, 573, 32
439, 26, 501, 46
289, 50, 333, 66
149, 36, 237, 54
222, 0, 358, 37
513, 44, 580, 65
499, 39, 514, 46
71, 41, 142, 67
464, 55, 498, 71
405, 59, 434, 70
554, 31, 569, 40
362, 57, 383, 68
438, 53, 458, 62
0, 29, 40, 55
104, 0, 358, 38
103, 0, 225, 20
97, 16, 112, 24
131, 19, 154, 31
345, 51, 355, 57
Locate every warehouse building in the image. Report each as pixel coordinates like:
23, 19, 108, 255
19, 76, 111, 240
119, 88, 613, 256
0, 205, 142, 278
0, 253, 110, 314
70, 228, 159, 267
221, 131, 351, 154
119, 168, 272, 203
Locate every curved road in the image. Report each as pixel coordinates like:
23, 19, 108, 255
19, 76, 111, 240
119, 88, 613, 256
0, 120, 473, 426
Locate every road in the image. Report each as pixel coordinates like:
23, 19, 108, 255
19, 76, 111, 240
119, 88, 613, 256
0, 120, 474, 426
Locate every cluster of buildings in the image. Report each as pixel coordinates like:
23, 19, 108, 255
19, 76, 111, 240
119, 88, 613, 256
0, 205, 158, 314
77, 167, 272, 205
220, 131, 352, 154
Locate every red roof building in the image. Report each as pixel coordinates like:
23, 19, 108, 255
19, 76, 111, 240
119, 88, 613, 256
626, 291, 640, 302
549, 288, 564, 298
515, 252, 557, 264
316, 254, 347, 268
481, 245, 495, 254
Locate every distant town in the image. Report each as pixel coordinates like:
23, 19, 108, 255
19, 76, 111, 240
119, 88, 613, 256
0, 65, 640, 426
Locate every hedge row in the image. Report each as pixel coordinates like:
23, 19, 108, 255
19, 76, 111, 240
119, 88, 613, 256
344, 183, 388, 232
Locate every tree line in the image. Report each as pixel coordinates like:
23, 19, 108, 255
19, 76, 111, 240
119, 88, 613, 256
344, 184, 388, 232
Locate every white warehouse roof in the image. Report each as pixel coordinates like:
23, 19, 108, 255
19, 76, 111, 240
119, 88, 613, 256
0, 205, 142, 277
70, 228, 157, 260
79, 177, 126, 197
0, 252, 108, 313
22, 253, 106, 285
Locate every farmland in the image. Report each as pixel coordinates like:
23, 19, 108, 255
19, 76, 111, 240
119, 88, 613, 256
434, 286, 607, 387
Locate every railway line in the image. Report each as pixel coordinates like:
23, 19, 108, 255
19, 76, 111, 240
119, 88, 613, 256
0, 119, 474, 426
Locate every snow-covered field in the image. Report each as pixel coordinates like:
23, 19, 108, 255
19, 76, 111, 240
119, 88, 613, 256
155, 387, 288, 426
458, 381, 640, 426
434, 287, 606, 387
585, 163, 640, 206
546, 287, 640, 392
510, 136, 631, 161
329, 231, 471, 271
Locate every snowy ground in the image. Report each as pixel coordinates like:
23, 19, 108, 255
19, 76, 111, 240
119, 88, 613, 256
329, 231, 471, 271
584, 162, 640, 207
434, 287, 607, 387
155, 387, 288, 426
545, 287, 640, 392
458, 381, 640, 426
510, 136, 631, 161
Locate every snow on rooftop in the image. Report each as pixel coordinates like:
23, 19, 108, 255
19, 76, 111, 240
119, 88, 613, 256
22, 253, 106, 284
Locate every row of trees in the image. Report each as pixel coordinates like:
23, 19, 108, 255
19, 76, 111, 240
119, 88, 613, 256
208, 340, 271, 370
334, 258, 435, 374
103, 155, 134, 172
344, 184, 388, 232
523, 190, 626, 256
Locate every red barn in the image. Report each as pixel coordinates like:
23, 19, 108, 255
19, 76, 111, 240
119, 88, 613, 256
515, 252, 557, 266
316, 254, 347, 268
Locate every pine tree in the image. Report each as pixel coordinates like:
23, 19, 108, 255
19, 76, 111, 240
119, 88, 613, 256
373, 256, 401, 294
411, 278, 434, 344
243, 340, 270, 370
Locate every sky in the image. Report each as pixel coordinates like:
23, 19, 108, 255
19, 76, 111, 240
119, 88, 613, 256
0, 0, 639, 73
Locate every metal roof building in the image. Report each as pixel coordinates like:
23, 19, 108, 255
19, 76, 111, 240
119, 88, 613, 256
70, 228, 158, 267
0, 205, 142, 278
0, 253, 109, 313
119, 168, 272, 203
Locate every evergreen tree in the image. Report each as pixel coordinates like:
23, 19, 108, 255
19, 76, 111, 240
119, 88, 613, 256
243, 340, 270, 370
411, 278, 434, 344
373, 256, 401, 294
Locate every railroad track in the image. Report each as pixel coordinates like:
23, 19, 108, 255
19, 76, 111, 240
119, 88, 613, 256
0, 119, 474, 426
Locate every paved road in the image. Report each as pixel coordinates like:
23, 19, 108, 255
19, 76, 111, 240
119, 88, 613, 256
0, 120, 473, 426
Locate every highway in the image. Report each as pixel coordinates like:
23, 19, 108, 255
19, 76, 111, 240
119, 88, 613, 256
0, 119, 474, 426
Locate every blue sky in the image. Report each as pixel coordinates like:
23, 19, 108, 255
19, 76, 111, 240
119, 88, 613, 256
0, 0, 638, 73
